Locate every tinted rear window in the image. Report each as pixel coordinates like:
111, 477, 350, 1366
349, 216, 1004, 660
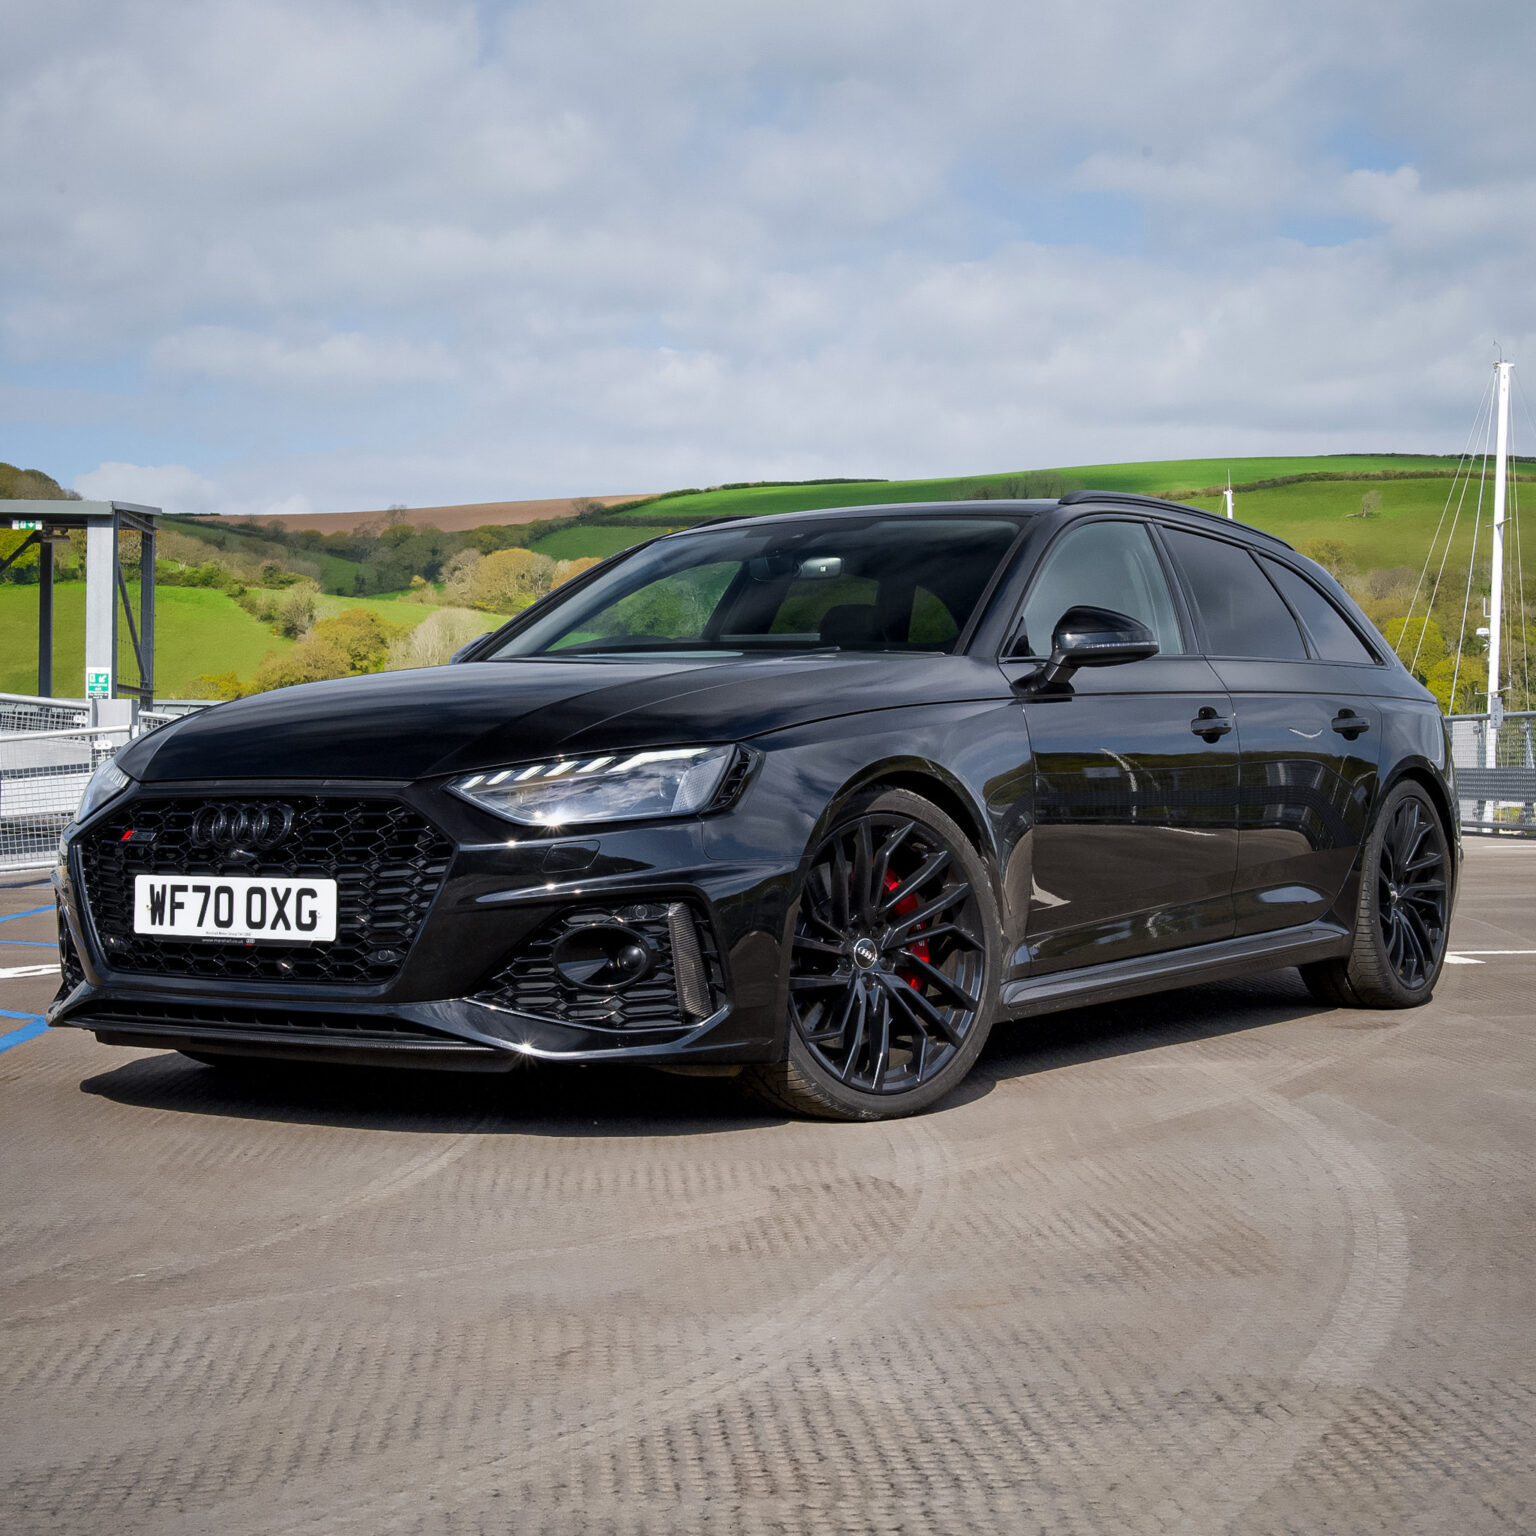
1162, 528, 1307, 660
1261, 558, 1377, 664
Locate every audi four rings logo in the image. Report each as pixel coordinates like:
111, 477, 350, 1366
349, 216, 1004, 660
190, 803, 296, 850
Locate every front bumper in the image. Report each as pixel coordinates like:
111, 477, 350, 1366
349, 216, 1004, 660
49, 777, 797, 1071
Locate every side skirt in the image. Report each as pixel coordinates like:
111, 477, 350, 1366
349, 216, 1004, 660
1000, 920, 1351, 1019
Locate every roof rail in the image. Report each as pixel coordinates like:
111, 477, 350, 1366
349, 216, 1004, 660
1057, 488, 1292, 548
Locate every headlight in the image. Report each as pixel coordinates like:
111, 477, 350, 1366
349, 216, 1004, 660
450, 746, 736, 826
73, 760, 135, 825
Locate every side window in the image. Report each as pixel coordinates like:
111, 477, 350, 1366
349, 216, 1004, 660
1162, 529, 1307, 660
909, 585, 960, 645
1016, 521, 1184, 658
1260, 557, 1377, 664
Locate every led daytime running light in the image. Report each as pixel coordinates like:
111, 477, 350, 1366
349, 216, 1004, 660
451, 746, 736, 827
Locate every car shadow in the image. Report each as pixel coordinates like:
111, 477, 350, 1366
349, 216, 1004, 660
79, 970, 1339, 1137
975, 968, 1338, 1089
80, 1049, 783, 1137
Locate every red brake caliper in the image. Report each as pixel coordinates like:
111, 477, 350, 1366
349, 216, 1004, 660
885, 873, 929, 988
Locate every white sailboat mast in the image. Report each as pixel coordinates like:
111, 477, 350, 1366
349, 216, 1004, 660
1487, 359, 1511, 765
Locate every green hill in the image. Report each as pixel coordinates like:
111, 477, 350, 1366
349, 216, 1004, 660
8, 455, 1530, 707
161, 515, 370, 593
0, 584, 295, 697
532, 455, 1535, 591
531, 523, 679, 560
1180, 475, 1529, 577
610, 455, 1473, 521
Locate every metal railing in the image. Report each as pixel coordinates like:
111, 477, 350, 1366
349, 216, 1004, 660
1446, 711, 1536, 836
0, 693, 208, 875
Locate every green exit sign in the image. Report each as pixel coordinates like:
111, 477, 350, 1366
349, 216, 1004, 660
10, 519, 41, 530
86, 669, 112, 698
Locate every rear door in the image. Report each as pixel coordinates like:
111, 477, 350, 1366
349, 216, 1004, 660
999, 518, 1241, 975
1159, 527, 1383, 938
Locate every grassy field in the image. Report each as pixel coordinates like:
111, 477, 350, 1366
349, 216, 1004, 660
312, 592, 435, 629
0, 583, 295, 697
554, 456, 1536, 590
530, 524, 678, 560
613, 456, 1475, 522
1184, 475, 1536, 587
162, 516, 369, 593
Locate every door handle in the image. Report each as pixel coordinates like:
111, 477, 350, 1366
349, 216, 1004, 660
1190, 707, 1233, 742
1331, 710, 1370, 739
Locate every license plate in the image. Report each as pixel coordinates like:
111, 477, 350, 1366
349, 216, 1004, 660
133, 875, 338, 943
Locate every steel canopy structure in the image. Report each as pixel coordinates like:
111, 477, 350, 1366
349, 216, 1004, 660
2, 499, 159, 713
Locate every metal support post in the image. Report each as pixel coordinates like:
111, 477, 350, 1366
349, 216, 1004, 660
139, 519, 156, 706
37, 538, 54, 696
1487, 361, 1511, 768
84, 519, 117, 722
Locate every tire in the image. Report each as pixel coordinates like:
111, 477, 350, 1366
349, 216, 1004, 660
1301, 779, 1452, 1009
743, 787, 1002, 1121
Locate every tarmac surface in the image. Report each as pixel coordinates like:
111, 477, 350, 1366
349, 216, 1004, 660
2, 840, 1533, 1534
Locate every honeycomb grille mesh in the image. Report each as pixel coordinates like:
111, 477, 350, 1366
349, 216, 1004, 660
475, 903, 724, 1028
76, 795, 452, 985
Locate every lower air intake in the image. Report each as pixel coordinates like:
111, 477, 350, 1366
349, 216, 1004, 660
476, 901, 725, 1029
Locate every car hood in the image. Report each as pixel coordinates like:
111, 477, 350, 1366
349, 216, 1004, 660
120, 654, 1009, 783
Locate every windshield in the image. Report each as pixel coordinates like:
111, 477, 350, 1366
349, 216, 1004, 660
485, 516, 1025, 658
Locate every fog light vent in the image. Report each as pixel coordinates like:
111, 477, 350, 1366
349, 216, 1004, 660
551, 925, 653, 992
474, 901, 725, 1029
668, 902, 711, 1021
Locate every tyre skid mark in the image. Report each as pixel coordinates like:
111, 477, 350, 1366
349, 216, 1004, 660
1134, 1063, 1409, 1534
148, 1118, 960, 1536
6, 1131, 487, 1322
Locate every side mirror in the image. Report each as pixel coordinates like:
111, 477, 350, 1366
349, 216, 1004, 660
449, 640, 481, 665
1017, 605, 1158, 694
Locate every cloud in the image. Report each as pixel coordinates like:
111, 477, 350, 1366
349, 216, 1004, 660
73, 461, 225, 516
150, 327, 459, 389
3, 0, 1535, 512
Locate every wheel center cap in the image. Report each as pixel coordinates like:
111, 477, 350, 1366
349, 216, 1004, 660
852, 937, 880, 970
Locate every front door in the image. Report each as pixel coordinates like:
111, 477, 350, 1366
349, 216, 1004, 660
999, 519, 1241, 977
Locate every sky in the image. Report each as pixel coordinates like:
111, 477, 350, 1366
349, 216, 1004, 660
3, 0, 1535, 518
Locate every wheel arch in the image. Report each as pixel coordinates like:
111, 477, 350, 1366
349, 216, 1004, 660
1379, 757, 1462, 900
811, 758, 995, 866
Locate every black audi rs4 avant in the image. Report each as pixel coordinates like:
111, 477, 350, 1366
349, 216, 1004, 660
51, 493, 1459, 1119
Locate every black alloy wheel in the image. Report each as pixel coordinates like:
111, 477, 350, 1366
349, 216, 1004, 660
1375, 792, 1449, 988
1302, 780, 1451, 1009
745, 787, 1000, 1120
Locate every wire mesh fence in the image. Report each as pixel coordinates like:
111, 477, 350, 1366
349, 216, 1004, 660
0, 694, 210, 876
0, 724, 127, 875
1447, 711, 1536, 835
0, 693, 91, 735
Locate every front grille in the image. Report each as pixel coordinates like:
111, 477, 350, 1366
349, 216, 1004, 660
56, 914, 85, 998
475, 901, 725, 1028
76, 795, 453, 986
72, 997, 471, 1045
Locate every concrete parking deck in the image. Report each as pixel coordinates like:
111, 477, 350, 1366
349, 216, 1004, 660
2, 842, 1533, 1534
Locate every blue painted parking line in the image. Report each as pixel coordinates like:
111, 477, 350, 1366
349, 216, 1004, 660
0, 1011, 48, 1054
0, 906, 54, 924
1, 940, 57, 948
